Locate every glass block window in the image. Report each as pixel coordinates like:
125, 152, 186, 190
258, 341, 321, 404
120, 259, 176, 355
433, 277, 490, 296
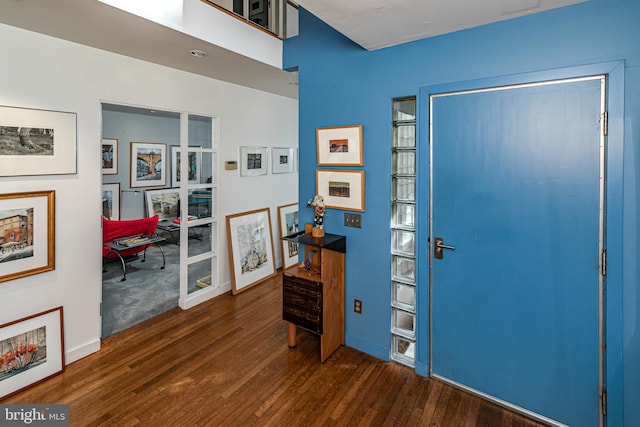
391, 229, 415, 257
392, 282, 416, 311
392, 335, 415, 366
391, 97, 416, 367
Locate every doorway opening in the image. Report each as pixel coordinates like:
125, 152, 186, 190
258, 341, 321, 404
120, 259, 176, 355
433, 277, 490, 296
100, 103, 218, 337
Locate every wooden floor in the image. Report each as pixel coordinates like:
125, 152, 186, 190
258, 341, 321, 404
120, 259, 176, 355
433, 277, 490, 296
3, 274, 547, 427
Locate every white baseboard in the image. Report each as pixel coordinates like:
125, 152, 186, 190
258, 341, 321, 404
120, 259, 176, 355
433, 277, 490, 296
65, 338, 101, 364
179, 280, 231, 309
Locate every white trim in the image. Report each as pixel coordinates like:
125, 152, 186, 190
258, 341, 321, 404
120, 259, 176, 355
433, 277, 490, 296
429, 75, 605, 99
179, 284, 224, 310
65, 338, 101, 364
428, 74, 606, 426
597, 76, 607, 427
432, 374, 569, 427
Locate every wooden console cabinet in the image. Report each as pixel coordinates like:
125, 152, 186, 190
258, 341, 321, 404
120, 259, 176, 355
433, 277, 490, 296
281, 232, 345, 362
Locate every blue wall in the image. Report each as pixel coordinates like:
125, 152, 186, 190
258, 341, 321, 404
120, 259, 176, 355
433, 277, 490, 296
284, 0, 639, 424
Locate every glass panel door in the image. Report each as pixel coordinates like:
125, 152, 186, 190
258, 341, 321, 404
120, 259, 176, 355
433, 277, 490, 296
179, 114, 218, 308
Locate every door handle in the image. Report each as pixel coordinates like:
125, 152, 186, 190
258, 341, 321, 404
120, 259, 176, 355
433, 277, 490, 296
434, 237, 455, 260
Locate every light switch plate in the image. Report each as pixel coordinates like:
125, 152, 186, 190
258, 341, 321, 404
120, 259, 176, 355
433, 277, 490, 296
344, 213, 362, 228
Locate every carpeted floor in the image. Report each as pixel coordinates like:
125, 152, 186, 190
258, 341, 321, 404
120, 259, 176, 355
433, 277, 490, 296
102, 241, 180, 338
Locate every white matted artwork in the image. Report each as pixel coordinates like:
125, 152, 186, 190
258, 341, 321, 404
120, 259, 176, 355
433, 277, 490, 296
271, 147, 295, 174
102, 183, 120, 220
0, 105, 76, 176
145, 188, 180, 221
316, 169, 365, 212
239, 146, 268, 176
171, 146, 201, 187
0, 307, 65, 399
0, 190, 55, 284
316, 124, 363, 166
277, 203, 299, 269
130, 142, 167, 188
226, 208, 276, 294
102, 138, 118, 175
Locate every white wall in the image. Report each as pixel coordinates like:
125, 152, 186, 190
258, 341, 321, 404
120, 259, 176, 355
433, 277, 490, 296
102, 111, 180, 219
286, 2, 299, 39
0, 23, 297, 363
183, 0, 283, 68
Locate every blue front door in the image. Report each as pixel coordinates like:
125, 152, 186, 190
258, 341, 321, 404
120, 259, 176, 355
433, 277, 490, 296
427, 76, 604, 426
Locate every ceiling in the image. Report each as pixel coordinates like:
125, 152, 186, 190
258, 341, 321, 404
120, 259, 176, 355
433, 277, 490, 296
0, 0, 588, 101
294, 0, 588, 50
0, 0, 299, 99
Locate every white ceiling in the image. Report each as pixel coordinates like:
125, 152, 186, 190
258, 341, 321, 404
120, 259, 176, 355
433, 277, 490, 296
0, 0, 299, 99
0, 0, 588, 100
294, 0, 588, 50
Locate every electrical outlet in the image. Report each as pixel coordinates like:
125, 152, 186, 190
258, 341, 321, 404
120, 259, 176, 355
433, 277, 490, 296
354, 299, 362, 314
344, 213, 362, 228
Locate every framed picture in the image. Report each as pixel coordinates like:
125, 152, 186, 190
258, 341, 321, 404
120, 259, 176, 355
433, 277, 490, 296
130, 142, 167, 188
0, 307, 65, 399
271, 147, 295, 174
102, 183, 120, 220
171, 146, 201, 187
250, 0, 264, 14
0, 190, 55, 284
0, 105, 77, 176
277, 203, 299, 269
226, 208, 276, 294
316, 124, 363, 166
239, 146, 268, 176
101, 138, 118, 175
316, 169, 365, 212
145, 188, 180, 222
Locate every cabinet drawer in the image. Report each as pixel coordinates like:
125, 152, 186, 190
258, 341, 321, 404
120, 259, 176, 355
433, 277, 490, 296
283, 277, 321, 307
283, 305, 322, 334
283, 275, 322, 334
283, 274, 322, 292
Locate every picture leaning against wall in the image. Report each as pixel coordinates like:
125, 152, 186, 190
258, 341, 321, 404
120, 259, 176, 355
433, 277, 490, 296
226, 208, 276, 294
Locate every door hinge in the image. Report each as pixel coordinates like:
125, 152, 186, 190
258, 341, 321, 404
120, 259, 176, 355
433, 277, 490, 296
602, 111, 608, 137
601, 250, 607, 277
601, 389, 607, 416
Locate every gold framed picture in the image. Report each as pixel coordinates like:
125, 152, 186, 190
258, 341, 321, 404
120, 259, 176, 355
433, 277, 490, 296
0, 190, 55, 283
226, 207, 276, 294
316, 124, 363, 166
316, 169, 365, 212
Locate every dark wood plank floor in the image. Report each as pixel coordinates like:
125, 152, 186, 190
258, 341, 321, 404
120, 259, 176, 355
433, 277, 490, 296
3, 273, 547, 426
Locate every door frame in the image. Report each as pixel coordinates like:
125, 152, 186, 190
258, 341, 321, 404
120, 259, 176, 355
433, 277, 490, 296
415, 61, 625, 425
178, 113, 220, 310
